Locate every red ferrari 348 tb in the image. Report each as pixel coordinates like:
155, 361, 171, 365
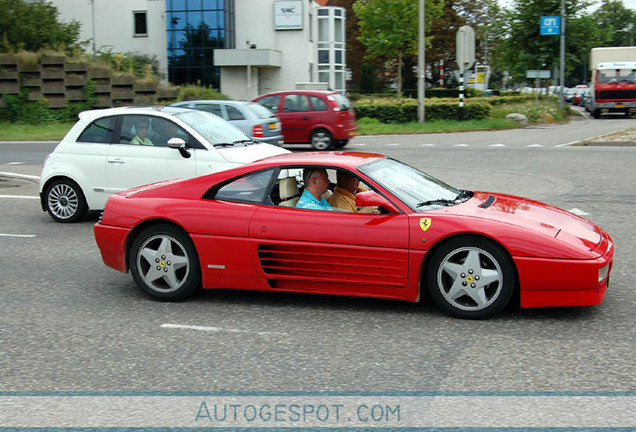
94, 152, 613, 319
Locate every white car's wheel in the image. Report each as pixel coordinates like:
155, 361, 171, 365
44, 178, 87, 223
129, 224, 201, 301
427, 236, 515, 319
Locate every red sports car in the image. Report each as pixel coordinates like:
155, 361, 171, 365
94, 152, 613, 319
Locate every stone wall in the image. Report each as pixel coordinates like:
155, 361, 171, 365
0, 55, 178, 109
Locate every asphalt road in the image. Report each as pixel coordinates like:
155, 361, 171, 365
0, 120, 635, 395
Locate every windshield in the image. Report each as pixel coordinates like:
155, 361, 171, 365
359, 158, 464, 211
597, 69, 636, 84
176, 110, 250, 144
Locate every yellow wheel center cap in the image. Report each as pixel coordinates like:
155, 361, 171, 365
466, 275, 474, 283
160, 261, 166, 268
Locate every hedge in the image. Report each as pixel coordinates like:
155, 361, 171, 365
353, 97, 490, 123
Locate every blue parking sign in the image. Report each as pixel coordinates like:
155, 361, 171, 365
541, 16, 560, 35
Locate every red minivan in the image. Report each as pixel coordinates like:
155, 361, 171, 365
253, 90, 356, 150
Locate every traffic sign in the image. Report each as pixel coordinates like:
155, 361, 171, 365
540, 16, 560, 35
456, 26, 475, 70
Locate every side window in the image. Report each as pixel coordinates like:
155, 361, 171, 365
120, 115, 156, 146
256, 95, 280, 112
195, 103, 223, 118
309, 96, 327, 111
77, 117, 116, 143
225, 105, 245, 120
283, 94, 309, 112
149, 117, 189, 147
212, 168, 276, 204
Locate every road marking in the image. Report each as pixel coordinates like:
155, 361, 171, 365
418, 144, 435, 147
526, 144, 544, 147
0, 195, 39, 200
386, 143, 400, 146
453, 144, 469, 147
350, 142, 366, 146
489, 144, 506, 147
0, 233, 36, 238
0, 171, 40, 180
160, 323, 287, 336
7, 162, 24, 165
568, 208, 590, 216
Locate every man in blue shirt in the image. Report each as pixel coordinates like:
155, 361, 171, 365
296, 168, 334, 211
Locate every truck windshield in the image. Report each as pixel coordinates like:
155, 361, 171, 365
597, 69, 636, 84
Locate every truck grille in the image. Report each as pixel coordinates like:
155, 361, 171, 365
599, 89, 636, 100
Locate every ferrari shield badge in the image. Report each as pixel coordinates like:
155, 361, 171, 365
419, 218, 432, 231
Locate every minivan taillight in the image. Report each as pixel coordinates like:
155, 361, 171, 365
252, 125, 264, 137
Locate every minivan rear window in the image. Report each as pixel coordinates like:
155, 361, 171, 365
332, 94, 352, 110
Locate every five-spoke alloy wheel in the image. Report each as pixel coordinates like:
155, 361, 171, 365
310, 129, 334, 150
129, 224, 201, 301
427, 236, 515, 319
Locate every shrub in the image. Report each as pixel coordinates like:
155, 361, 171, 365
353, 97, 490, 123
177, 84, 228, 101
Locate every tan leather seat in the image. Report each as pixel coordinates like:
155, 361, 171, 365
278, 177, 300, 207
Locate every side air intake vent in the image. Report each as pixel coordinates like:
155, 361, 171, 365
479, 195, 496, 209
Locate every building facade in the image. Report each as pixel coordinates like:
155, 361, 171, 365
48, 0, 346, 99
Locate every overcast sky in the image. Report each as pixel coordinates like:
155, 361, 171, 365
499, 0, 636, 11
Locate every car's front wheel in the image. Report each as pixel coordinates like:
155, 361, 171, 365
426, 236, 515, 319
129, 224, 201, 301
310, 129, 333, 150
44, 178, 87, 223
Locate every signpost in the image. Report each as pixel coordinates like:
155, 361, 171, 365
540, 16, 560, 35
456, 26, 475, 120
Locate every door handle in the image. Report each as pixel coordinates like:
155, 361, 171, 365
303, 116, 309, 120
107, 159, 125, 164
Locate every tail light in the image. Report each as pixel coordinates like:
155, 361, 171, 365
252, 125, 264, 138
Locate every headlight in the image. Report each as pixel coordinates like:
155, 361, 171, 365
598, 263, 610, 283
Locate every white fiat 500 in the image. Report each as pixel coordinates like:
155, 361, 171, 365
39, 106, 289, 222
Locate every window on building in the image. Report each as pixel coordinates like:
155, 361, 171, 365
134, 11, 148, 36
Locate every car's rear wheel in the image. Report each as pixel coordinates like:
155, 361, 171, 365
310, 129, 333, 150
44, 178, 87, 223
427, 236, 514, 319
129, 224, 201, 301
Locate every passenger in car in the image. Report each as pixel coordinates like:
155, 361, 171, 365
329, 170, 378, 213
131, 120, 153, 146
296, 168, 334, 211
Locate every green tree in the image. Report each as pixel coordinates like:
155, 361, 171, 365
498, 0, 597, 87
592, 0, 635, 46
353, 0, 443, 97
0, 0, 80, 53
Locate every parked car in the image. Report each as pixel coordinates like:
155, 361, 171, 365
252, 90, 356, 150
94, 152, 613, 320
564, 88, 575, 103
39, 106, 289, 223
169, 100, 283, 146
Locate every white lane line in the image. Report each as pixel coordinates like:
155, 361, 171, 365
568, 208, 590, 216
0, 171, 40, 180
526, 144, 544, 147
453, 144, 469, 147
386, 143, 400, 146
418, 144, 435, 147
0, 195, 39, 199
350, 142, 366, 146
161, 323, 287, 337
0, 233, 36, 238
489, 144, 506, 147
7, 162, 24, 165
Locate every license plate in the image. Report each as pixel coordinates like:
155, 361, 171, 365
268, 122, 279, 130
615, 104, 625, 108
